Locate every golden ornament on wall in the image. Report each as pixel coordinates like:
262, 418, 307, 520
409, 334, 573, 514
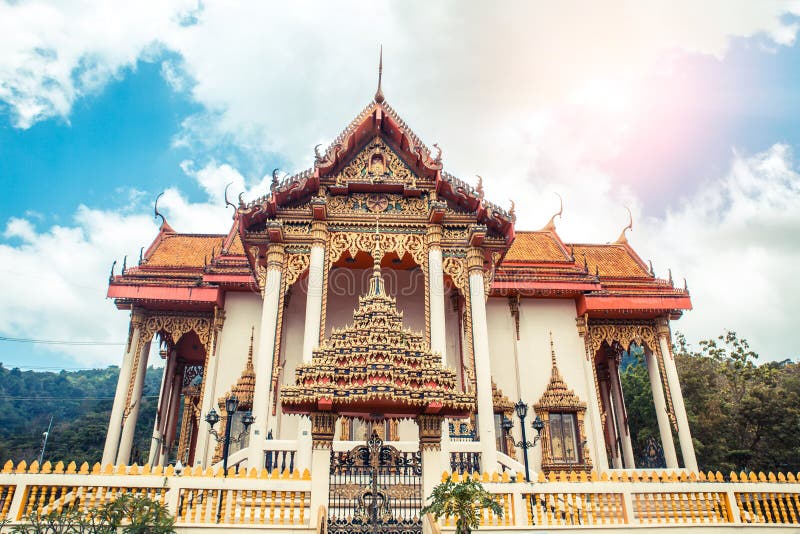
366, 193, 390, 213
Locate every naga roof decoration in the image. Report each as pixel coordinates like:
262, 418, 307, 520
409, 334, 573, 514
280, 235, 474, 418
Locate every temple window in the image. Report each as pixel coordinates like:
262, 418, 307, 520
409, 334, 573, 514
534, 336, 592, 473
547, 412, 580, 463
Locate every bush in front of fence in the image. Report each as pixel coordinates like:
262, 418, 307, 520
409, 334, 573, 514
6, 493, 175, 534
422, 477, 503, 534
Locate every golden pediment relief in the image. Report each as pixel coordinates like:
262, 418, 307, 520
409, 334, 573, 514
327, 192, 427, 216
333, 137, 417, 187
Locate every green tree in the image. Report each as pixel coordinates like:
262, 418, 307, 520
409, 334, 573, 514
421, 478, 502, 534
620, 331, 800, 474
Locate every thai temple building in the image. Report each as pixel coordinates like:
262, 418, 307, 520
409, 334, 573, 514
1, 71, 798, 533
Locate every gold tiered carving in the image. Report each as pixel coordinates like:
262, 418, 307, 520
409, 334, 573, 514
492, 382, 516, 456
213, 329, 256, 463
534, 335, 592, 474
281, 237, 473, 419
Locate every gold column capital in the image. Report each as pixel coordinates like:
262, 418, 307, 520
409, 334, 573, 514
655, 316, 671, 338
130, 309, 146, 327
311, 220, 328, 245
466, 246, 485, 273
426, 224, 442, 249
266, 243, 286, 272
310, 412, 337, 450
417, 414, 443, 451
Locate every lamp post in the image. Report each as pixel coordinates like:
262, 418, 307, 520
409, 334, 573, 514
205, 395, 255, 476
508, 400, 544, 482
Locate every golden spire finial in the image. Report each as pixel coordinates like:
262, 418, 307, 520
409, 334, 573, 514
374, 45, 385, 104
616, 206, 633, 243
542, 193, 563, 232
549, 331, 557, 368
247, 326, 255, 367
368, 216, 384, 295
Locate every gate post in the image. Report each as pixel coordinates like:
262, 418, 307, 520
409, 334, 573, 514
419, 415, 445, 507
309, 412, 336, 526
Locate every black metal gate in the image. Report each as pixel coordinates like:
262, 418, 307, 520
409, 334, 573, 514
328, 431, 423, 534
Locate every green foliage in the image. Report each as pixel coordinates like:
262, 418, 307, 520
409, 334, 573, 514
0, 365, 162, 466
9, 493, 175, 534
421, 478, 502, 534
620, 331, 800, 474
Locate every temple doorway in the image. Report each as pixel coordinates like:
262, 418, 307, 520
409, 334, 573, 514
328, 431, 423, 534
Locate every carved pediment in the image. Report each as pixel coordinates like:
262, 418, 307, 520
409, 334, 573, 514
329, 136, 421, 189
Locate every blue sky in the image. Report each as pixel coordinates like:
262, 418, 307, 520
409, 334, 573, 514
1, 1, 800, 368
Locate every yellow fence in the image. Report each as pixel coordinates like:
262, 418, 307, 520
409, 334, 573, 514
441, 469, 800, 528
1, 461, 799, 530
0, 460, 312, 528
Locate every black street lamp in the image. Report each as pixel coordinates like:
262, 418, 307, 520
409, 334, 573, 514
508, 400, 544, 482
205, 395, 255, 476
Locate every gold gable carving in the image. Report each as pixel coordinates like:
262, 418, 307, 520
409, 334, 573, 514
333, 137, 417, 187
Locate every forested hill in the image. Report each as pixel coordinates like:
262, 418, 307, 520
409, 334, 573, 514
0, 365, 161, 466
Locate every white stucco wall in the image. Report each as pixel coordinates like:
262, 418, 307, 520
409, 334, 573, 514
276, 280, 308, 440
485, 297, 600, 471
201, 291, 263, 465
325, 267, 426, 335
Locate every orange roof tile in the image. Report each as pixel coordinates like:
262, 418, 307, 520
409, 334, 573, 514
505, 231, 569, 262
146, 234, 224, 268
570, 244, 650, 278
228, 233, 244, 255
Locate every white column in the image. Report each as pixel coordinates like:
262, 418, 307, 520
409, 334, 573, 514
608, 357, 635, 468
645, 349, 679, 468
195, 314, 223, 467
598, 376, 622, 469
297, 221, 326, 470
427, 225, 451, 455
161, 365, 184, 466
248, 243, 285, 468
658, 323, 698, 472
117, 339, 152, 465
148, 352, 175, 465
466, 247, 497, 472
308, 413, 335, 526
578, 325, 609, 471
103, 313, 141, 466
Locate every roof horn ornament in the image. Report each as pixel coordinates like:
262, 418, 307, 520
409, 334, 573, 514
475, 175, 485, 200
224, 182, 237, 211
432, 143, 442, 164
270, 168, 280, 192
509, 199, 516, 221
314, 143, 325, 164
542, 193, 563, 232
108, 260, 116, 283
374, 45, 385, 104
616, 206, 633, 244
154, 192, 166, 226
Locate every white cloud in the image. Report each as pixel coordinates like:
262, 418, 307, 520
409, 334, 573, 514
0, 207, 158, 366
2, 2, 800, 367
0, 0, 196, 127
637, 144, 800, 360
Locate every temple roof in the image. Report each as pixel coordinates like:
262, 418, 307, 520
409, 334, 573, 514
504, 231, 571, 263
